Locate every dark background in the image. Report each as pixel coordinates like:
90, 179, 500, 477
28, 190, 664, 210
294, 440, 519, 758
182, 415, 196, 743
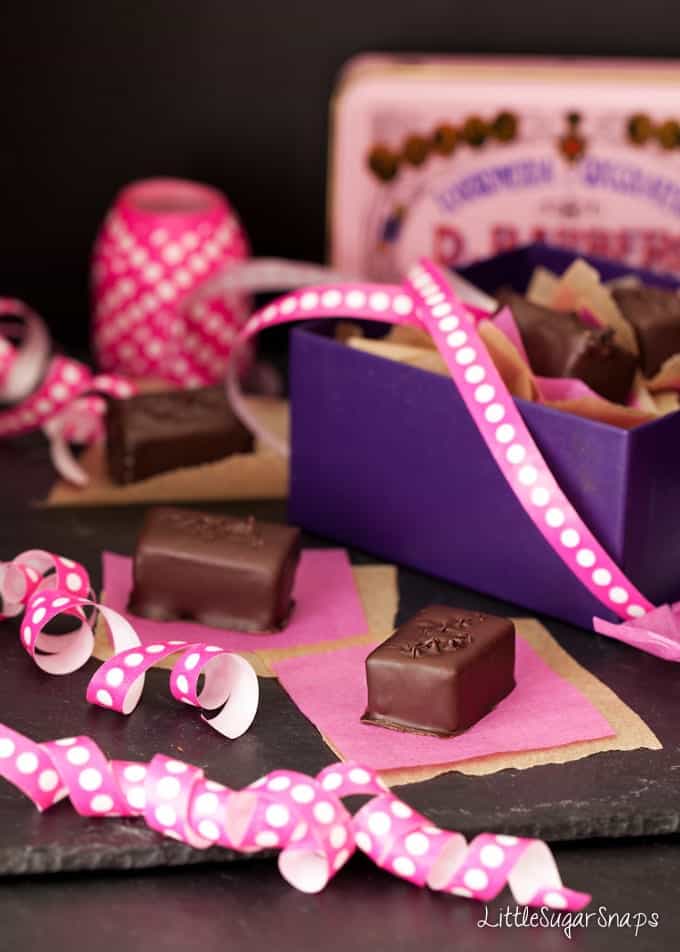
2, 0, 680, 350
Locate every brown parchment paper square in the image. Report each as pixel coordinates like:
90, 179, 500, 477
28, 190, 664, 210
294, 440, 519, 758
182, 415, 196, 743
45, 396, 289, 507
93, 562, 659, 784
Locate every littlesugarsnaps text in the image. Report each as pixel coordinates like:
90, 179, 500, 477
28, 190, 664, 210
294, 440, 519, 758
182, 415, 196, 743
477, 904, 660, 940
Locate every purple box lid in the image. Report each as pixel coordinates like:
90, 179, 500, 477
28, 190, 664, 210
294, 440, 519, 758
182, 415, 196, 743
289, 244, 680, 631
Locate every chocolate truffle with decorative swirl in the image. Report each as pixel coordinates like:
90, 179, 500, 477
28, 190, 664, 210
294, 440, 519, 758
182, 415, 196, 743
362, 605, 515, 736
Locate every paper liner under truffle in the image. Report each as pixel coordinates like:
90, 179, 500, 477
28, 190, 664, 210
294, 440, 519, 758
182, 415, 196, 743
128, 506, 301, 632
362, 605, 515, 737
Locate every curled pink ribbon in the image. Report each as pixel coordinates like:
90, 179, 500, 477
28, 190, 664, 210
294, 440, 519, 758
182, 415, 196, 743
0, 723, 590, 907
0, 298, 137, 485
220, 260, 680, 661
0, 550, 259, 739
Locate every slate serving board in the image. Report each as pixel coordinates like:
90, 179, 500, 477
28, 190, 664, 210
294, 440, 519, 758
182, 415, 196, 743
1, 461, 679, 877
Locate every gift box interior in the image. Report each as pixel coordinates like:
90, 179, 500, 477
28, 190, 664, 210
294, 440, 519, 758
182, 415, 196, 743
289, 243, 680, 631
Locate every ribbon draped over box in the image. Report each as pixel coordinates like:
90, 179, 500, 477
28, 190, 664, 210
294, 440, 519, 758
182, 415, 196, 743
218, 259, 680, 661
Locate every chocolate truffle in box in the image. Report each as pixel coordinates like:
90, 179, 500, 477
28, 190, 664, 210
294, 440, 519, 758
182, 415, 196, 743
128, 506, 301, 632
612, 286, 680, 378
106, 386, 253, 485
498, 291, 637, 403
362, 606, 515, 737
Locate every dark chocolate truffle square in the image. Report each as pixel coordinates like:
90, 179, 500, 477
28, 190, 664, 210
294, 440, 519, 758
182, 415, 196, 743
499, 291, 637, 404
362, 605, 515, 737
128, 506, 301, 632
106, 386, 253, 485
612, 285, 680, 378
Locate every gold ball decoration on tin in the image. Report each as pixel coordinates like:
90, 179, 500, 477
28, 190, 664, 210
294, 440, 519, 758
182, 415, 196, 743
367, 145, 400, 182
365, 111, 520, 183
402, 135, 430, 166
431, 123, 459, 156
626, 113, 680, 150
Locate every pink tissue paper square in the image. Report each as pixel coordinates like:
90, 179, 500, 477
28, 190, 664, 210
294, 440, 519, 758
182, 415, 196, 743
102, 549, 367, 651
273, 637, 615, 770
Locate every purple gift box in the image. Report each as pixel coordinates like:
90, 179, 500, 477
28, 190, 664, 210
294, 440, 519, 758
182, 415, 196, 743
289, 245, 680, 631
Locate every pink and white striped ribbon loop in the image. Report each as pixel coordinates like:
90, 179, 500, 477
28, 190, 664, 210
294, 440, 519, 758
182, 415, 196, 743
0, 298, 51, 403
0, 296, 136, 486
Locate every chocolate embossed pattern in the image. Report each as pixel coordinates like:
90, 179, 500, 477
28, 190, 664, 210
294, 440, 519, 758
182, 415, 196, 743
398, 612, 481, 657
156, 509, 264, 547
134, 387, 227, 423
363, 605, 515, 736
128, 506, 301, 632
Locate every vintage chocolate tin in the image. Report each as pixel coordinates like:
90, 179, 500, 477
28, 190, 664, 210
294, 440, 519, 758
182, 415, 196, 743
330, 56, 680, 279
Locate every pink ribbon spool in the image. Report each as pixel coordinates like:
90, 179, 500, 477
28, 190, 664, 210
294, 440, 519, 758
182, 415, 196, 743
91, 177, 250, 386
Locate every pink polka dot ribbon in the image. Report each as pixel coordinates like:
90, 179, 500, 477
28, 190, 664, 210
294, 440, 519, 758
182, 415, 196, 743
91, 178, 251, 387
0, 550, 259, 739
0, 724, 590, 908
0, 297, 138, 484
225, 260, 680, 660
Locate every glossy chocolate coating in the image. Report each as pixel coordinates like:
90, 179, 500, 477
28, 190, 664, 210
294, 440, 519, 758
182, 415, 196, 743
612, 285, 680, 378
362, 605, 515, 737
106, 387, 253, 485
499, 292, 637, 403
128, 506, 301, 632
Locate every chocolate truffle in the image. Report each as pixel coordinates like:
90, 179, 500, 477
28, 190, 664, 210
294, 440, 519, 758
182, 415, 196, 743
106, 386, 253, 485
612, 285, 680, 378
499, 292, 637, 403
362, 606, 515, 737
128, 506, 301, 632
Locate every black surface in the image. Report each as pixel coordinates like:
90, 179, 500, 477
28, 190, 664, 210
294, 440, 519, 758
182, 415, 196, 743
3, 2, 680, 350
0, 837, 677, 952
1, 439, 680, 948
